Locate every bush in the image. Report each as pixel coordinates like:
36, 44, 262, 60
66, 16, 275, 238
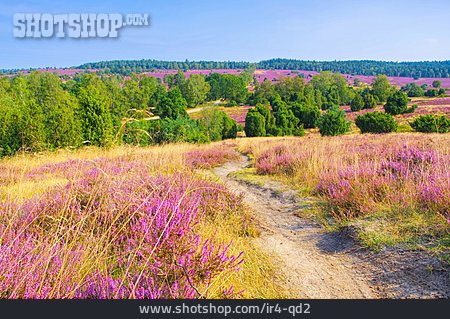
384, 91, 408, 115
355, 112, 397, 133
317, 106, 351, 136
200, 107, 237, 141
432, 80, 442, 88
410, 115, 450, 133
362, 93, 378, 109
424, 89, 438, 97
291, 103, 320, 128
245, 110, 266, 137
350, 94, 364, 112
404, 104, 418, 114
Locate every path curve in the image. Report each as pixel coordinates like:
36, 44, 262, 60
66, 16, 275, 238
213, 154, 450, 299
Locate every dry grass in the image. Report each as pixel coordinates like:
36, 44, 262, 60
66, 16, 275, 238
0, 141, 287, 298
236, 134, 450, 253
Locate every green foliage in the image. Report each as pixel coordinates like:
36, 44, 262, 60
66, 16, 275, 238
122, 119, 155, 146
317, 106, 351, 136
273, 76, 306, 102
401, 83, 424, 97
27, 72, 82, 149
372, 75, 393, 102
206, 73, 248, 103
291, 102, 320, 128
245, 110, 266, 137
157, 116, 210, 144
183, 74, 210, 107
432, 80, 442, 88
361, 90, 378, 109
155, 87, 188, 119
75, 59, 450, 78
311, 71, 354, 105
404, 104, 418, 114
0, 94, 23, 156
199, 107, 237, 141
270, 96, 303, 136
410, 115, 450, 133
350, 94, 364, 112
355, 112, 397, 133
424, 89, 438, 97
77, 74, 114, 146
164, 70, 186, 89
384, 91, 408, 115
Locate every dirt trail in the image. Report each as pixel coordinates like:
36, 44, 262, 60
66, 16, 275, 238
213, 155, 449, 299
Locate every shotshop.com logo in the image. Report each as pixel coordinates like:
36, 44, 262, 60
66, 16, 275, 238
13, 13, 149, 38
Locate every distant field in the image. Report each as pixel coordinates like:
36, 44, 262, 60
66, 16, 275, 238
189, 96, 450, 129
4, 68, 449, 88
343, 97, 450, 123
140, 69, 450, 88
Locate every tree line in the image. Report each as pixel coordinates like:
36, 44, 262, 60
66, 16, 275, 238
4, 59, 449, 78
66, 59, 450, 78
0, 70, 253, 157
244, 72, 449, 137
258, 59, 450, 78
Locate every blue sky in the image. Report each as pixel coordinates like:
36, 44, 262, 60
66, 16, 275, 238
1, 0, 450, 69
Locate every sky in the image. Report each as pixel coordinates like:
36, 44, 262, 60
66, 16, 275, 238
1, 0, 450, 69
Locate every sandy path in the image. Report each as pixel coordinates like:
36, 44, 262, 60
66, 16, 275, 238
213, 154, 449, 299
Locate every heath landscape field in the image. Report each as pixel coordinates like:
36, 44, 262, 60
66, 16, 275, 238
0, 59, 449, 299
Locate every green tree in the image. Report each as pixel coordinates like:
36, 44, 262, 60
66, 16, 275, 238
77, 75, 114, 146
291, 102, 320, 128
317, 105, 351, 136
10, 76, 46, 151
432, 80, 442, 88
254, 103, 276, 134
384, 91, 408, 115
27, 72, 82, 149
0, 94, 23, 156
200, 107, 237, 141
183, 74, 210, 107
350, 94, 364, 112
355, 112, 397, 133
411, 115, 450, 133
245, 109, 266, 137
372, 75, 392, 102
361, 90, 378, 109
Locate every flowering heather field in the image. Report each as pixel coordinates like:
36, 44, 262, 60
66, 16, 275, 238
185, 144, 239, 169
342, 97, 450, 124
219, 106, 253, 126
253, 69, 450, 88
139, 68, 450, 88
0, 144, 284, 299
143, 69, 243, 81
238, 134, 449, 250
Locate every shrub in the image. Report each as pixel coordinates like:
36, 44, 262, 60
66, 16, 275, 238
410, 115, 450, 133
404, 104, 418, 114
245, 110, 266, 137
355, 112, 397, 133
384, 91, 408, 115
317, 106, 351, 136
362, 93, 378, 109
200, 107, 238, 141
291, 103, 320, 128
432, 80, 442, 88
158, 116, 210, 143
350, 94, 364, 112
424, 89, 438, 97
